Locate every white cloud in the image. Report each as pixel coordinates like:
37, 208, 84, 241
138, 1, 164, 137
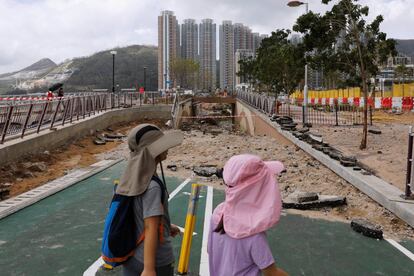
0, 0, 412, 74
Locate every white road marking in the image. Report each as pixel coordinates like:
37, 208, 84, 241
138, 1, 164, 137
183, 191, 204, 198
200, 186, 213, 276
176, 225, 197, 236
169, 178, 192, 201
385, 238, 414, 262
83, 257, 104, 276
84, 178, 192, 275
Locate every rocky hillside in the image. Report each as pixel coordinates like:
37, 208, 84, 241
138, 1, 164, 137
0, 45, 158, 95
65, 45, 157, 91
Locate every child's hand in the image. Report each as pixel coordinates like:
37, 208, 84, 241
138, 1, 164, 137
170, 224, 181, 237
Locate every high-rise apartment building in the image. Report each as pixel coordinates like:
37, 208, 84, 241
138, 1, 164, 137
252, 32, 260, 53
181, 19, 198, 60
234, 23, 246, 51
245, 26, 253, 51
220, 21, 234, 91
199, 19, 216, 91
235, 49, 255, 86
158, 10, 180, 90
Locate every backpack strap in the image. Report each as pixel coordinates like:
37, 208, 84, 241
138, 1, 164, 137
138, 175, 167, 244
151, 175, 166, 203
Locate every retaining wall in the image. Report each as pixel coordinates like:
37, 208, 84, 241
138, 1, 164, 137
0, 106, 171, 167
235, 101, 290, 145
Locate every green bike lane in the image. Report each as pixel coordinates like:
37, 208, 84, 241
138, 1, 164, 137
1, 161, 414, 275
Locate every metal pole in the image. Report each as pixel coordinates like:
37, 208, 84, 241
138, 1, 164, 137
1, 106, 14, 144
335, 102, 339, 126
405, 126, 413, 198
21, 104, 33, 138
303, 63, 308, 125
37, 102, 49, 133
50, 99, 61, 129
177, 184, 202, 275
112, 54, 115, 93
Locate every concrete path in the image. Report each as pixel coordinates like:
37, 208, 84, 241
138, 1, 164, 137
0, 159, 122, 220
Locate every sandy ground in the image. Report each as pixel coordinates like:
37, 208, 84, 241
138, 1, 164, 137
1, 116, 413, 240
310, 110, 414, 191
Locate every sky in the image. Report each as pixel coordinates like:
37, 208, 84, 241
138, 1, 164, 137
0, 0, 413, 74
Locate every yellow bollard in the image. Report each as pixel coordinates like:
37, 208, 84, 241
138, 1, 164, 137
177, 184, 202, 274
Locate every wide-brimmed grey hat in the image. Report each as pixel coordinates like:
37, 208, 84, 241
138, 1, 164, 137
116, 124, 184, 196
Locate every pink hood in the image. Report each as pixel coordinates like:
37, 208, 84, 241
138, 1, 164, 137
212, 154, 284, 239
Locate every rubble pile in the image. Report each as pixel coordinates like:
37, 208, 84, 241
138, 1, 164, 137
351, 219, 383, 239
271, 114, 374, 175
283, 191, 347, 210
94, 129, 126, 145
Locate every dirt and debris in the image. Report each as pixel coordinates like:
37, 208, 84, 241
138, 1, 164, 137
0, 119, 165, 197
351, 219, 383, 240
311, 120, 413, 191
1, 113, 413, 240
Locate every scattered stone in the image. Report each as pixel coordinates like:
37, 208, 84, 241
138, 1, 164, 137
327, 150, 342, 161
167, 165, 177, 172
308, 132, 323, 143
292, 191, 319, 203
193, 166, 218, 177
340, 156, 357, 167
23, 162, 47, 172
351, 219, 383, 239
377, 151, 383, 154
368, 129, 382, 135
297, 127, 310, 134
23, 171, 34, 178
105, 133, 125, 139
361, 170, 372, 176
283, 193, 346, 210
94, 139, 106, 146
209, 129, 223, 135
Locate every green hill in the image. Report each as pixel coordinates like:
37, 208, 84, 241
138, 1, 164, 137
395, 39, 414, 60
65, 45, 158, 91
0, 45, 158, 95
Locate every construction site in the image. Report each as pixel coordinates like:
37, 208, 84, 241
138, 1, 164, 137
0, 90, 414, 275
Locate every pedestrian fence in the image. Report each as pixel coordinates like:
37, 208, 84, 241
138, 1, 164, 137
0, 91, 174, 144
237, 91, 372, 126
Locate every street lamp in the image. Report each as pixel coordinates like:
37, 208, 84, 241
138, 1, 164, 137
110, 50, 117, 92
287, 0, 308, 12
288, 0, 309, 125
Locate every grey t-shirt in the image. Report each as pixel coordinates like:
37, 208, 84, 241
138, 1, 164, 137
132, 179, 174, 266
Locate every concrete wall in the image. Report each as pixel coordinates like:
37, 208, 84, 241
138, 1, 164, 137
0, 106, 172, 167
235, 100, 291, 145
174, 99, 194, 128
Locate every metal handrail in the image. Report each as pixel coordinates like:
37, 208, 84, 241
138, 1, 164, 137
0, 91, 173, 144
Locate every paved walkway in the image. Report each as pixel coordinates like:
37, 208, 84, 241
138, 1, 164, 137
1, 161, 414, 275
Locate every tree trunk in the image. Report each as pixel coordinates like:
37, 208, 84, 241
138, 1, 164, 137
356, 41, 368, 150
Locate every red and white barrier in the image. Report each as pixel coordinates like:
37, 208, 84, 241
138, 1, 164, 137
294, 97, 414, 110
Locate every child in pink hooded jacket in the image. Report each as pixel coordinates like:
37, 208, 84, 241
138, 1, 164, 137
208, 154, 288, 276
